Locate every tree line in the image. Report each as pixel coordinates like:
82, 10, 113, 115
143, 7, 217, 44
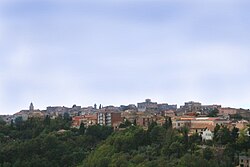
0, 116, 250, 167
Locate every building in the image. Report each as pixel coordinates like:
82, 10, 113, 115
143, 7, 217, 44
136, 117, 153, 128
201, 128, 214, 141
158, 103, 177, 112
46, 106, 70, 116
201, 105, 221, 115
172, 116, 230, 136
162, 110, 176, 117
135, 112, 165, 129
137, 99, 158, 112
121, 110, 137, 124
172, 117, 192, 129
72, 114, 97, 128
120, 104, 137, 111
234, 120, 249, 130
13, 113, 28, 122
239, 156, 250, 167
28, 111, 45, 119
29, 102, 34, 111
219, 107, 250, 120
180, 101, 202, 113
97, 112, 122, 128
219, 107, 238, 115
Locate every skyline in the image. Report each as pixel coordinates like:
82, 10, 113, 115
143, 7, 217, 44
1, 0, 250, 114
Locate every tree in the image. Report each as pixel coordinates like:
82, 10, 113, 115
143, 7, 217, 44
215, 126, 231, 145
237, 129, 249, 152
207, 109, 219, 117
169, 141, 184, 158
133, 119, 137, 126
110, 153, 129, 167
79, 123, 86, 135
15, 117, 23, 130
179, 127, 189, 149
0, 117, 6, 126
119, 119, 132, 128
44, 115, 51, 126
231, 127, 239, 143
63, 112, 71, 121
163, 117, 172, 129
203, 147, 213, 160
147, 121, 157, 133
213, 124, 220, 142
86, 125, 113, 141
150, 126, 166, 145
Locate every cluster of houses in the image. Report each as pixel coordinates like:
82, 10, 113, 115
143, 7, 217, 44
1, 99, 250, 142
1, 99, 250, 167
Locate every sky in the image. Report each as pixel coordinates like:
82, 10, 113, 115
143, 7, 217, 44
1, 0, 250, 114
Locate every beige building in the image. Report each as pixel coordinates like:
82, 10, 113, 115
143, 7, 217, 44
172, 117, 231, 136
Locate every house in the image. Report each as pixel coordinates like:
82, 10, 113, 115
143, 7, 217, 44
172, 117, 230, 136
162, 110, 176, 118
201, 128, 214, 141
72, 114, 97, 128
238, 156, 250, 167
136, 116, 153, 129
232, 120, 249, 130
13, 113, 28, 122
121, 110, 137, 124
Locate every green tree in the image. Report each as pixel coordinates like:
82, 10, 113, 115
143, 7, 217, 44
163, 117, 172, 129
79, 123, 86, 135
215, 126, 231, 145
44, 115, 51, 126
231, 126, 239, 143
207, 109, 219, 117
237, 129, 249, 152
0, 117, 6, 126
119, 119, 132, 128
150, 126, 166, 145
203, 147, 213, 160
110, 153, 129, 167
179, 127, 189, 149
147, 121, 157, 133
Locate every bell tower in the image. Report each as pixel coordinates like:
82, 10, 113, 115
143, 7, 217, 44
29, 102, 34, 112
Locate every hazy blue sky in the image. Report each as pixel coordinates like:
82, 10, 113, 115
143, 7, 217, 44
1, 0, 250, 114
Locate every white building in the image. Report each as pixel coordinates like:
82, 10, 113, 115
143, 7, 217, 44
201, 129, 214, 141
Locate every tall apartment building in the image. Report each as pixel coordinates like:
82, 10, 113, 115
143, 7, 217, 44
97, 112, 122, 127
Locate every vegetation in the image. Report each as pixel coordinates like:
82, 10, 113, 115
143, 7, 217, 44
80, 122, 246, 167
0, 117, 113, 167
0, 116, 250, 167
207, 108, 219, 117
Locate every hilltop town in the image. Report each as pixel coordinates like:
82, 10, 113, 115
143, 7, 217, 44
1, 99, 250, 141
1, 99, 250, 167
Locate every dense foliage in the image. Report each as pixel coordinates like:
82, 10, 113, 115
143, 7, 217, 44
80, 122, 250, 167
1, 116, 250, 167
0, 117, 113, 167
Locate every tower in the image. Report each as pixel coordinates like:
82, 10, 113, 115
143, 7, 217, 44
29, 102, 34, 111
